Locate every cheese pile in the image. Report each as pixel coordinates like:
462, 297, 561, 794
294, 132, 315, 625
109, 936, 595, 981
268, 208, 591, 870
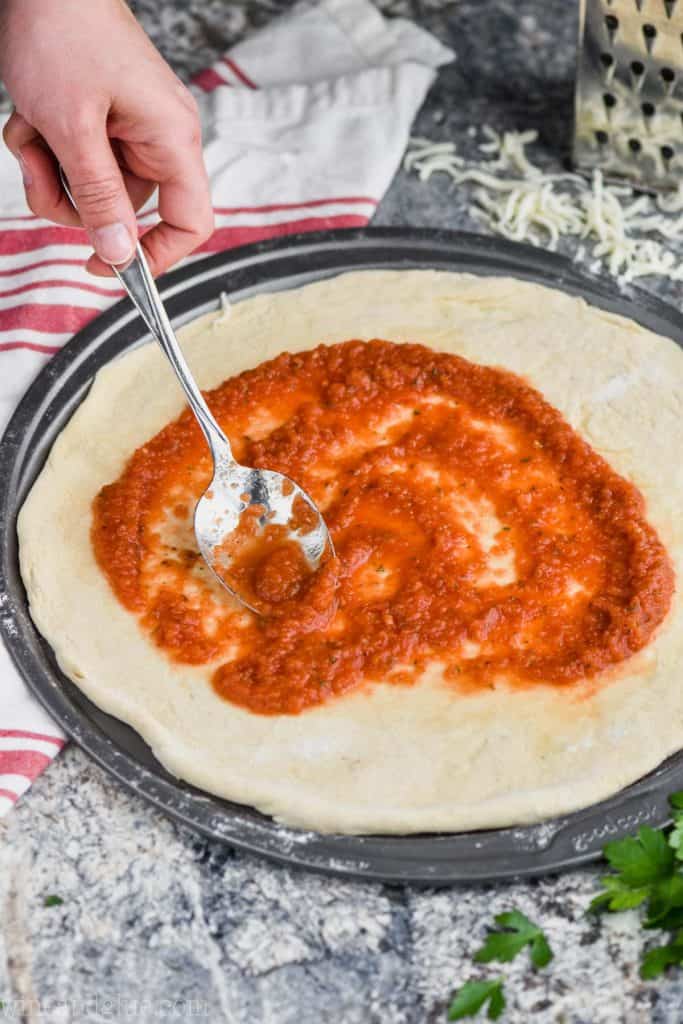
404, 128, 683, 285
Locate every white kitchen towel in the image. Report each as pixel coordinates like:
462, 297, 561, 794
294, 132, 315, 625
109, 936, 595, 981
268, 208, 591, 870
0, 0, 453, 815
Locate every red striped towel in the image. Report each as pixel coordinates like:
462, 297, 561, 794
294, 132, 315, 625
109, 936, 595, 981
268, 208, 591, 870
0, 0, 453, 814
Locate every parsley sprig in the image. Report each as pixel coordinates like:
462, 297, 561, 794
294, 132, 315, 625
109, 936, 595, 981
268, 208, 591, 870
448, 911, 553, 1020
590, 826, 676, 916
474, 910, 553, 969
591, 792, 683, 977
446, 791, 683, 1020
448, 979, 505, 1021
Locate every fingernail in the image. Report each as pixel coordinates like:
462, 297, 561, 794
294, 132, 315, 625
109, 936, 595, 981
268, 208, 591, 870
17, 152, 32, 188
89, 223, 134, 265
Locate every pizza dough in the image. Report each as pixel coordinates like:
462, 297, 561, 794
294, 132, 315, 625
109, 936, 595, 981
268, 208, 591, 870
18, 271, 683, 834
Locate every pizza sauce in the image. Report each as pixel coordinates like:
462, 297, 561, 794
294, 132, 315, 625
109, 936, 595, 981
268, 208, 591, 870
92, 339, 674, 715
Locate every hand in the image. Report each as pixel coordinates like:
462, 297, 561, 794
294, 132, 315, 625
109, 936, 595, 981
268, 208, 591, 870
0, 0, 214, 276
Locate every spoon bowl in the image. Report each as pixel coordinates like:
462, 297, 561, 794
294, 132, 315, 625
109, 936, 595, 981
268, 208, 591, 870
194, 461, 334, 614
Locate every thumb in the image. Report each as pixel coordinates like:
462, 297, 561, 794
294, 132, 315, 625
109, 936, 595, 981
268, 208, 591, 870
58, 134, 137, 266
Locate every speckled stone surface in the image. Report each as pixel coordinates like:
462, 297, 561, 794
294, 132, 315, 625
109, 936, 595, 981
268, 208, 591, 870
3, 2, 683, 1022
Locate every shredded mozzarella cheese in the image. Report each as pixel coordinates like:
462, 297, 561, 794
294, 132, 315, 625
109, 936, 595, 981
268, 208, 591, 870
404, 130, 683, 285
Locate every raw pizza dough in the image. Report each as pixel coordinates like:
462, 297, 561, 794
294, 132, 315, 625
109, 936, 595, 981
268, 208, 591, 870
18, 271, 683, 834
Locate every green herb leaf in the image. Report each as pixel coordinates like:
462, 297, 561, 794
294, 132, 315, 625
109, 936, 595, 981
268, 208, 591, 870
588, 794, 683, 988
640, 931, 683, 979
474, 910, 553, 969
529, 932, 553, 969
475, 931, 528, 964
668, 794, 683, 860
603, 827, 674, 887
589, 875, 651, 913
43, 894, 63, 908
645, 906, 683, 932
645, 874, 683, 926
486, 984, 506, 1021
448, 980, 506, 1021
593, 827, 680, 923
668, 820, 683, 860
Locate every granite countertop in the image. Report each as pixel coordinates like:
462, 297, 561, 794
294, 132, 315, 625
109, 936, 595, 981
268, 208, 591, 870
2, 1, 683, 1022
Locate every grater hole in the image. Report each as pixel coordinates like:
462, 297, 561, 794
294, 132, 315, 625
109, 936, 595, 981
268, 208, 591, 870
603, 92, 617, 108
605, 13, 619, 33
599, 52, 614, 69
629, 138, 642, 153
642, 101, 656, 117
595, 130, 609, 145
661, 144, 675, 161
643, 23, 657, 39
661, 66, 676, 84
631, 60, 645, 76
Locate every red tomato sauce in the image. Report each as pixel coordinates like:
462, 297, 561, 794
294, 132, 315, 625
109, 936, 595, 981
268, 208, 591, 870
92, 339, 674, 715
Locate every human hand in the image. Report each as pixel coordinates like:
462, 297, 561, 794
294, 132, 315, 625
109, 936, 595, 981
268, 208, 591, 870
0, 0, 214, 276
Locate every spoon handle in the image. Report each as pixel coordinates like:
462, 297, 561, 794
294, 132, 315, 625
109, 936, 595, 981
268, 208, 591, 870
116, 243, 232, 455
58, 167, 234, 462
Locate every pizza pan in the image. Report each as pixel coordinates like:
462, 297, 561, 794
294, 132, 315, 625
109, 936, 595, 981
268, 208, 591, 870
2, 227, 683, 885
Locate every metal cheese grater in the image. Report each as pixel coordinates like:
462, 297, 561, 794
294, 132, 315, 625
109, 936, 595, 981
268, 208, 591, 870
574, 0, 683, 190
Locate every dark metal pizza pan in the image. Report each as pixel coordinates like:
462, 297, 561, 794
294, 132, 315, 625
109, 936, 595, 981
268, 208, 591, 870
2, 227, 683, 885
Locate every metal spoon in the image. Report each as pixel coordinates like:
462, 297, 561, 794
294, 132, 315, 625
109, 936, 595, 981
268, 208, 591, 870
59, 169, 334, 615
